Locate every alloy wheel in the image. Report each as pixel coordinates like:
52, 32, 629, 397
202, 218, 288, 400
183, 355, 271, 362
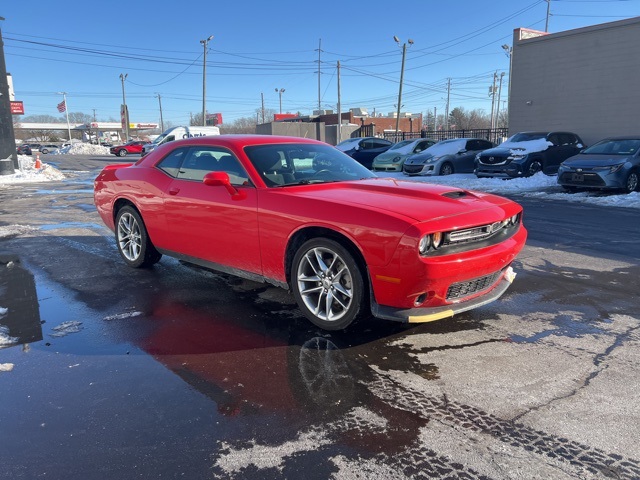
117, 212, 142, 261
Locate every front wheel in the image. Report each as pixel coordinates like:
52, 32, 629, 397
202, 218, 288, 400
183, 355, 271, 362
115, 206, 162, 268
526, 160, 543, 176
117, 149, 128, 157
439, 162, 454, 176
291, 238, 366, 330
624, 171, 639, 193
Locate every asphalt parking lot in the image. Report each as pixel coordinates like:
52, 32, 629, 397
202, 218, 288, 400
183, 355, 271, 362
0, 155, 638, 479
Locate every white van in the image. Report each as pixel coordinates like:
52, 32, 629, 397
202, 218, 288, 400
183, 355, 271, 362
141, 126, 221, 156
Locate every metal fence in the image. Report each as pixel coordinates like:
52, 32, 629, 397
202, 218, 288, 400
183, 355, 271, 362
382, 128, 509, 145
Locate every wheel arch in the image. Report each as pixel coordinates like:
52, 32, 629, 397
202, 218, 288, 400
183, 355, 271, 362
112, 197, 140, 225
284, 227, 370, 294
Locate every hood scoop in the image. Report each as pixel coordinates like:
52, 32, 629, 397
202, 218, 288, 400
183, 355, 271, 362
441, 190, 467, 199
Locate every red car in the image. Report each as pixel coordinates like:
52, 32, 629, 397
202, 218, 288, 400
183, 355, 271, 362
109, 140, 146, 157
94, 135, 527, 330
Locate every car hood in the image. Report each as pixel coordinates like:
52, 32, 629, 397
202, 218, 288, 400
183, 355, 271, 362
404, 153, 434, 165
374, 151, 408, 162
285, 178, 511, 223
562, 154, 634, 167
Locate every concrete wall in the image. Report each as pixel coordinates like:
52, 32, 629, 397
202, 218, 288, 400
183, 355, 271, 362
509, 17, 640, 146
256, 121, 325, 142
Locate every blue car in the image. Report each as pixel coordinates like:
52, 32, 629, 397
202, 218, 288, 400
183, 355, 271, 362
335, 137, 393, 169
557, 137, 640, 194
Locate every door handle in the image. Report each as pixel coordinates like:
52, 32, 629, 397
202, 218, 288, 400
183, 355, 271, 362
168, 187, 180, 195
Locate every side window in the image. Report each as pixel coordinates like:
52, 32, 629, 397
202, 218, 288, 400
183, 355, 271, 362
465, 140, 478, 151
159, 135, 175, 146
371, 140, 390, 149
563, 134, 578, 146
176, 147, 250, 184
479, 140, 493, 150
547, 134, 561, 146
360, 140, 373, 150
156, 147, 188, 177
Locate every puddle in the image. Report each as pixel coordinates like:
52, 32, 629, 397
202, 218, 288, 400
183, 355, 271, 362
39, 222, 106, 232
35, 189, 93, 195
510, 313, 610, 343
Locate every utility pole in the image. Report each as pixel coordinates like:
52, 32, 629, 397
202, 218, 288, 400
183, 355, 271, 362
316, 39, 322, 113
0, 17, 17, 173
337, 61, 341, 144
261, 92, 265, 124
200, 35, 213, 127
275, 88, 285, 114
489, 72, 498, 130
434, 106, 437, 131
445, 78, 451, 130
545, 0, 551, 32
119, 74, 129, 141
495, 72, 505, 128
156, 93, 164, 132
393, 36, 414, 135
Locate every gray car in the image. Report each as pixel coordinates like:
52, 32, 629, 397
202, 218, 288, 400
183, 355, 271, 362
403, 138, 494, 176
557, 136, 640, 193
371, 138, 436, 172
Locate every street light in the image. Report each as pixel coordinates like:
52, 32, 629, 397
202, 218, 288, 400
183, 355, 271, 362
275, 88, 285, 114
200, 35, 213, 126
393, 36, 414, 136
119, 74, 128, 141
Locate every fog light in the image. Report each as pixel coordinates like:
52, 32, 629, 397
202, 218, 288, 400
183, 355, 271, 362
432, 231, 443, 249
414, 293, 427, 306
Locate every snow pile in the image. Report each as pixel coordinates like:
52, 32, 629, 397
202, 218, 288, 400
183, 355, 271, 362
0, 225, 38, 239
0, 156, 66, 185
56, 143, 110, 155
50, 320, 83, 338
0, 325, 18, 347
498, 138, 553, 155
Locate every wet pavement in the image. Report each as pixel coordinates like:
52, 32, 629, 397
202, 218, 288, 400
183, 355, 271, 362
0, 155, 639, 479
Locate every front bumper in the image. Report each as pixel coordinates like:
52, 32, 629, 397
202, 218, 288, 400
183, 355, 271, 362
371, 266, 517, 322
475, 162, 523, 178
373, 163, 403, 172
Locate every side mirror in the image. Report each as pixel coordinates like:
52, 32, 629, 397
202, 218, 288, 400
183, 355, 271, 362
457, 149, 467, 154
203, 171, 246, 200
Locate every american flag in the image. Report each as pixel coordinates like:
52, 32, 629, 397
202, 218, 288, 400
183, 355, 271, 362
57, 100, 66, 113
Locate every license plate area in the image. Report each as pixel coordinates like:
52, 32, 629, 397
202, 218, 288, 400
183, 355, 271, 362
571, 173, 584, 182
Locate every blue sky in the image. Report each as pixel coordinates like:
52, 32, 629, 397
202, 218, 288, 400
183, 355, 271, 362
3, 0, 639, 127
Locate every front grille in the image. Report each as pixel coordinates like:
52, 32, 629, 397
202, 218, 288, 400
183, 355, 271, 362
403, 165, 423, 174
446, 221, 507, 245
479, 155, 508, 165
559, 172, 605, 186
446, 269, 503, 300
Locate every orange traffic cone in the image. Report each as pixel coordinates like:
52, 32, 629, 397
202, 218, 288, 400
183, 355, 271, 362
34, 154, 42, 169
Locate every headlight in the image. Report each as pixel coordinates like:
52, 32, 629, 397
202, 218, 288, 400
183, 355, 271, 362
609, 163, 625, 174
425, 156, 439, 164
419, 232, 444, 255
392, 156, 402, 163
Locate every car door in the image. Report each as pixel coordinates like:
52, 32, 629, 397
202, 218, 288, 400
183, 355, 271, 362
353, 139, 392, 168
159, 146, 261, 274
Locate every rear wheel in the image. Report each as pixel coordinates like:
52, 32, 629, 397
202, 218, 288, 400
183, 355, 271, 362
439, 162, 454, 176
624, 171, 639, 193
115, 206, 162, 268
291, 238, 366, 330
117, 149, 127, 157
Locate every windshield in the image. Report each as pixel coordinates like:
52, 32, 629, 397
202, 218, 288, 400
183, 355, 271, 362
419, 139, 466, 156
244, 143, 376, 187
388, 140, 414, 151
151, 134, 168, 145
582, 139, 640, 156
507, 132, 547, 143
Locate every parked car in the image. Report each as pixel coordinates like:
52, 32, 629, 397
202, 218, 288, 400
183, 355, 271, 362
94, 135, 526, 331
475, 131, 584, 178
557, 136, 640, 193
109, 140, 146, 157
371, 138, 437, 172
335, 137, 393, 169
403, 138, 495, 176
16, 144, 32, 155
28, 143, 42, 152
40, 144, 59, 154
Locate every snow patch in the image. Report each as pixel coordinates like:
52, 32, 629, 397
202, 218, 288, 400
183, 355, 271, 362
0, 325, 18, 347
0, 157, 66, 185
0, 225, 38, 239
55, 143, 111, 155
498, 138, 553, 154
103, 311, 143, 321
50, 321, 83, 338
0, 363, 15, 372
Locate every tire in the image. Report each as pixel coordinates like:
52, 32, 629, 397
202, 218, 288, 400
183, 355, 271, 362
115, 206, 162, 268
439, 162, 454, 176
526, 160, 543, 176
291, 238, 366, 330
117, 149, 128, 157
624, 171, 639, 193
41, 149, 49, 154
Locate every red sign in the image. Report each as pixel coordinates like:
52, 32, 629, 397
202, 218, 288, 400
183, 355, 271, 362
274, 113, 297, 121
10, 101, 24, 115
206, 113, 222, 126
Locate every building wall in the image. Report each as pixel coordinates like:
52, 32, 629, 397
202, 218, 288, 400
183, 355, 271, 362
256, 121, 325, 142
509, 17, 640, 146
